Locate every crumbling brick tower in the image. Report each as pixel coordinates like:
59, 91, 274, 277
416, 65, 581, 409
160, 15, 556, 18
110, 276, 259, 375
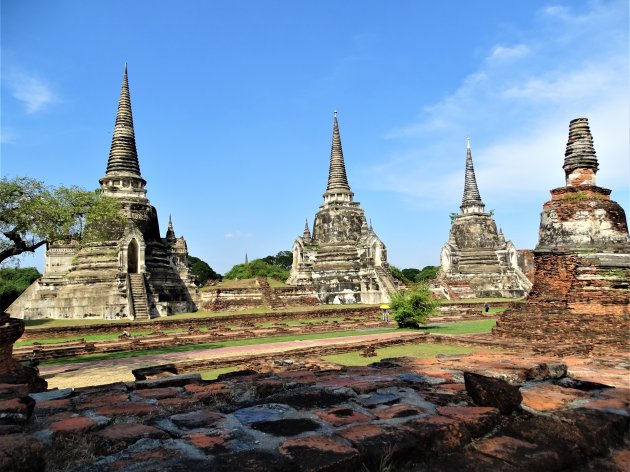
493, 118, 630, 354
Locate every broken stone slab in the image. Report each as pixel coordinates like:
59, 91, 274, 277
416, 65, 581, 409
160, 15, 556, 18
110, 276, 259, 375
355, 392, 400, 408
131, 364, 178, 381
399, 372, 446, 385
523, 362, 567, 381
233, 404, 293, 425
135, 373, 201, 389
170, 409, 223, 429
29, 387, 73, 402
464, 372, 522, 414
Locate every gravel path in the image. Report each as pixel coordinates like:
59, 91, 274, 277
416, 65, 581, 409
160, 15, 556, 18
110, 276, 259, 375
40, 331, 421, 389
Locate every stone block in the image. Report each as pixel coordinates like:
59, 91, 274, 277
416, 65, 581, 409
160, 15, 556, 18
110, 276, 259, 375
279, 435, 361, 472
464, 372, 522, 413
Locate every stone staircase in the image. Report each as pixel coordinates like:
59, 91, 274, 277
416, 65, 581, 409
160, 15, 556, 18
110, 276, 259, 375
458, 248, 501, 274
256, 277, 285, 310
129, 274, 150, 320
375, 266, 398, 296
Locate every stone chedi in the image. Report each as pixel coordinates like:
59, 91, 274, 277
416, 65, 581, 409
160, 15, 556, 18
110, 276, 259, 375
494, 118, 630, 353
439, 139, 532, 299
8, 66, 197, 321
287, 112, 397, 304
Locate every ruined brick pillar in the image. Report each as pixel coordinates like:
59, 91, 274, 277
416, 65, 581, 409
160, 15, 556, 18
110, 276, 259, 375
0, 313, 47, 392
494, 118, 630, 354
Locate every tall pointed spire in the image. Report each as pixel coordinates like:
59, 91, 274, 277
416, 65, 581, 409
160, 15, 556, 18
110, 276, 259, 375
460, 138, 485, 214
105, 64, 142, 177
165, 214, 176, 241
563, 118, 598, 186
323, 111, 354, 204
303, 218, 312, 240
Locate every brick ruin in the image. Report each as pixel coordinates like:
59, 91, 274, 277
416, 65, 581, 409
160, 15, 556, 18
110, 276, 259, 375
1, 324, 628, 471
198, 279, 319, 312
287, 112, 398, 304
493, 118, 630, 354
439, 139, 532, 299
8, 65, 197, 321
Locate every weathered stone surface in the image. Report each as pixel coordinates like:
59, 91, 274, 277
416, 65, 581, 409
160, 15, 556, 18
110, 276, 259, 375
494, 118, 630, 355
170, 409, 222, 428
439, 141, 532, 299
49, 415, 97, 434
183, 431, 229, 452
0, 395, 35, 425
279, 435, 361, 471
0, 433, 46, 472
95, 402, 159, 417
316, 406, 372, 426
7, 66, 197, 321
464, 372, 522, 413
437, 406, 500, 437
213, 450, 297, 472
521, 383, 589, 411
96, 423, 168, 446
287, 112, 397, 304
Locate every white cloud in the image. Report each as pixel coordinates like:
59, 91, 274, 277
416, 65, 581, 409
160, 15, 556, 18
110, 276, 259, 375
6, 71, 56, 113
362, 1, 629, 208
489, 44, 530, 62
224, 231, 253, 240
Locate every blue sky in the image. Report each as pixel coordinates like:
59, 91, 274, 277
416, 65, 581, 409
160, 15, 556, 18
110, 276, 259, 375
2, 0, 628, 274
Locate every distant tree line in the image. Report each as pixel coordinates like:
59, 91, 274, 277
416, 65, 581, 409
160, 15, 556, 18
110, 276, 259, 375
390, 265, 439, 284
187, 256, 222, 287
224, 250, 292, 281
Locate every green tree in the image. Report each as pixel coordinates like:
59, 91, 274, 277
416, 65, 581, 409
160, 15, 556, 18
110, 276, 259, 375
415, 265, 440, 282
390, 265, 406, 283
224, 259, 290, 281
0, 267, 41, 311
260, 250, 293, 270
401, 268, 420, 282
0, 177, 125, 264
390, 284, 439, 328
187, 255, 221, 286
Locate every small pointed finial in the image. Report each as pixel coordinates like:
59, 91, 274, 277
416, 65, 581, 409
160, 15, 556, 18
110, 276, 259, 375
466, 137, 471, 150
334, 110, 337, 118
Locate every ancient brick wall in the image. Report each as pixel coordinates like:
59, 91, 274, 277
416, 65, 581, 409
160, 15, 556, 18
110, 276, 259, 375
494, 252, 629, 354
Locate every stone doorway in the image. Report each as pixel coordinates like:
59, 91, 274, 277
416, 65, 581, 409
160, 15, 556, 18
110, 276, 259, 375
128, 239, 139, 273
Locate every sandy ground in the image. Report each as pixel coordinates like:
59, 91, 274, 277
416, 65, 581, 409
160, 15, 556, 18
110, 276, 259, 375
40, 331, 422, 389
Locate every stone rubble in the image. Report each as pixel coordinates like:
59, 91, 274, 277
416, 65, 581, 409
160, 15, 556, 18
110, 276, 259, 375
0, 350, 627, 471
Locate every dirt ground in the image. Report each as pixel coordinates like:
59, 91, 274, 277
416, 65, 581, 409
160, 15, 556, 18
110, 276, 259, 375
40, 331, 422, 389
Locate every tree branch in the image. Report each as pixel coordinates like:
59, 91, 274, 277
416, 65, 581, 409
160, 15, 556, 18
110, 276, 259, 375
0, 231, 47, 264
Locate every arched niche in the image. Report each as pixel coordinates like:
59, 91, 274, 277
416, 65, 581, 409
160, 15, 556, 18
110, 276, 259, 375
127, 239, 139, 273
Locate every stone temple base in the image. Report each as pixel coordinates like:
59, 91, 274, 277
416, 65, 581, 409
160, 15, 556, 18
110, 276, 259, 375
493, 251, 630, 355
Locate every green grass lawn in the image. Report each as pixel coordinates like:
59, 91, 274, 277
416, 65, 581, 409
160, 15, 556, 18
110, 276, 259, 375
23, 318, 495, 351
198, 366, 239, 380
322, 343, 480, 366
38, 328, 410, 367
420, 319, 496, 335
34, 318, 497, 368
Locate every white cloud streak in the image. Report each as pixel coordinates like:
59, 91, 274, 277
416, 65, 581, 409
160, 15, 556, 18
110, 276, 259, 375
6, 71, 56, 113
362, 1, 629, 209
